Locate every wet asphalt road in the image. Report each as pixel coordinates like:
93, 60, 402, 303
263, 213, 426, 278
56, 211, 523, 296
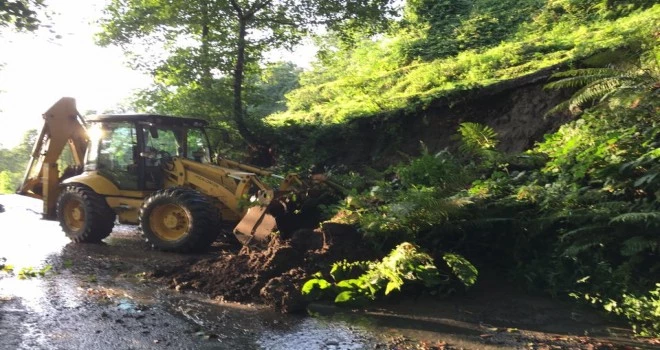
0, 194, 656, 350
0, 195, 388, 349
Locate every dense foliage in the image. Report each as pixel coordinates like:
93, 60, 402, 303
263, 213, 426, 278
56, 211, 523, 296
97, 0, 397, 147
313, 51, 659, 333
302, 242, 477, 305
267, 2, 658, 126
130, 62, 303, 158
0, 130, 37, 194
0, 0, 44, 31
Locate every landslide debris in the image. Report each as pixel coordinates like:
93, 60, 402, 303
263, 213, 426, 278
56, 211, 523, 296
160, 223, 375, 313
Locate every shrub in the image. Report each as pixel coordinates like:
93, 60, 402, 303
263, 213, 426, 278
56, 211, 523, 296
302, 242, 478, 305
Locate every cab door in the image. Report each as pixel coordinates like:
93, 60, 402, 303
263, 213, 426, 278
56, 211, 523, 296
139, 125, 182, 190
93, 122, 140, 191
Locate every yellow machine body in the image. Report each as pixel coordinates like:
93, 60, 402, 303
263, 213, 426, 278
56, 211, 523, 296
17, 97, 302, 247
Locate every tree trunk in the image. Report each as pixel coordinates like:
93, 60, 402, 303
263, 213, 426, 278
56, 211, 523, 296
200, 0, 212, 90
232, 18, 259, 147
228, 3, 273, 165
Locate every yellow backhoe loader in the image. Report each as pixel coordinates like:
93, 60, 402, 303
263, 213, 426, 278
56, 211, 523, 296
16, 97, 313, 252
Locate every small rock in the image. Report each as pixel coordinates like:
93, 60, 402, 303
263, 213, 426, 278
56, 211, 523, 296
325, 339, 340, 346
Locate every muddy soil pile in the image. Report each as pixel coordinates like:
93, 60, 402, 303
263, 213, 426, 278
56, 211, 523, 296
160, 223, 375, 313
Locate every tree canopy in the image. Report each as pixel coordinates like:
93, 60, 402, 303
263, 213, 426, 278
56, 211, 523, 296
97, 0, 398, 149
0, 0, 44, 31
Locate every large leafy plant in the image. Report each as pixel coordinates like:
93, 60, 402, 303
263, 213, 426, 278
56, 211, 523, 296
302, 242, 478, 305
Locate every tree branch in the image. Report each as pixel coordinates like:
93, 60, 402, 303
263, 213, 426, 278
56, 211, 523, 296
228, 0, 244, 19
253, 16, 297, 26
246, 0, 272, 18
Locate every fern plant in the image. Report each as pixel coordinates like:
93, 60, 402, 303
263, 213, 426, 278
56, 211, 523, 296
456, 122, 499, 154
544, 61, 659, 115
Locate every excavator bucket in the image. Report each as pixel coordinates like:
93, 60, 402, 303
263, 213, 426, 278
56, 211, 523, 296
233, 182, 343, 247
233, 206, 278, 246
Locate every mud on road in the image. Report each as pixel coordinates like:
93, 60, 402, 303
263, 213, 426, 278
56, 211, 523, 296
1, 194, 657, 350
0, 195, 385, 349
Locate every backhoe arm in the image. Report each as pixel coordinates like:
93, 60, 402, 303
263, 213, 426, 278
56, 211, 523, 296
17, 97, 88, 219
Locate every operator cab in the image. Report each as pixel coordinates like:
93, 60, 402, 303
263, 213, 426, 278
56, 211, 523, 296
84, 114, 212, 191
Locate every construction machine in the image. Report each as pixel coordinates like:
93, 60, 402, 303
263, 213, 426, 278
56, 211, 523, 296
17, 97, 315, 252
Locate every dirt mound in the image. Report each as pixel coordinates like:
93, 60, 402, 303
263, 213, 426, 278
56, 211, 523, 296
162, 223, 376, 312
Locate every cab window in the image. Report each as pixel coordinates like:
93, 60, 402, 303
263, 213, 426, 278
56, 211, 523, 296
143, 127, 180, 158
96, 122, 139, 190
186, 128, 210, 163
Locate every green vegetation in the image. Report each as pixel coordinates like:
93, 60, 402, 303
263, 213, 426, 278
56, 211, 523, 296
599, 284, 660, 337
17, 265, 52, 279
97, 0, 396, 147
0, 258, 13, 273
293, 35, 658, 332
302, 242, 477, 305
268, 2, 658, 126
0, 129, 37, 194
467, 88, 659, 335
0, 0, 45, 32
0, 260, 53, 279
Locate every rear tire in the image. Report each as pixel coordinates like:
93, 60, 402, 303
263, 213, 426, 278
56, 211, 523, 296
56, 185, 116, 243
139, 187, 220, 252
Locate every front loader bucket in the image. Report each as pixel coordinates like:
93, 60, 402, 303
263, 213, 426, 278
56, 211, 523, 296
233, 206, 278, 246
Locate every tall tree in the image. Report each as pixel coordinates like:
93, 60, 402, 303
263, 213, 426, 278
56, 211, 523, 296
0, 0, 44, 31
97, 0, 396, 147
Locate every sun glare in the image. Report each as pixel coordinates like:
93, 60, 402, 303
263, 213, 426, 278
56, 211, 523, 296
0, 0, 151, 148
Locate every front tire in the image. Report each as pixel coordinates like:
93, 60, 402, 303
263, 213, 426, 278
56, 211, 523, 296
139, 187, 220, 252
56, 185, 116, 243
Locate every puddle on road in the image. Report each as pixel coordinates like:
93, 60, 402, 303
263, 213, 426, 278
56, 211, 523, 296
160, 293, 509, 350
162, 294, 384, 349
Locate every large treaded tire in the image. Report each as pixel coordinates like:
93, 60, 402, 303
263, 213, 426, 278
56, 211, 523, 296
139, 187, 220, 253
56, 185, 116, 243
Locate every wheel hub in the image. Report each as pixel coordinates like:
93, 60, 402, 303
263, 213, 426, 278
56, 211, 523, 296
150, 203, 190, 241
164, 214, 178, 229
63, 198, 85, 232
71, 207, 82, 221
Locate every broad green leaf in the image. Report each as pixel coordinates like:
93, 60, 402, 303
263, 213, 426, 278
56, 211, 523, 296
385, 281, 402, 295
443, 253, 478, 287
301, 278, 332, 298
335, 291, 356, 303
